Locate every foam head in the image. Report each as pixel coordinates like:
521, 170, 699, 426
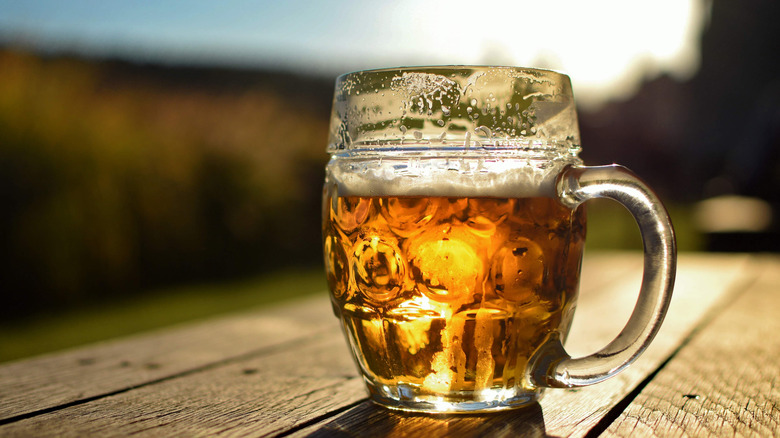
328, 153, 579, 198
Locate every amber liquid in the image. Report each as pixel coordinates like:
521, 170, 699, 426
323, 186, 586, 400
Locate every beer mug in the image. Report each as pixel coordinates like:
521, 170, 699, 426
322, 66, 676, 413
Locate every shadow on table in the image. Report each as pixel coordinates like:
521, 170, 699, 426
304, 400, 547, 437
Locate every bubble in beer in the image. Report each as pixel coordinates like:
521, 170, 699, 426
352, 237, 406, 302
324, 234, 350, 299
380, 197, 439, 237
492, 238, 545, 302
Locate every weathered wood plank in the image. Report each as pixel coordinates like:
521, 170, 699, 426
0, 294, 336, 421
289, 253, 756, 438
604, 255, 780, 437
0, 334, 367, 437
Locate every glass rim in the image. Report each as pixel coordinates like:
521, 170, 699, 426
335, 65, 571, 82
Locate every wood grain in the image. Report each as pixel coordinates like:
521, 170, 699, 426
604, 255, 780, 437
0, 294, 336, 421
0, 334, 367, 437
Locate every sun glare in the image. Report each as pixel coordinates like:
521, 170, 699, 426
387, 0, 704, 106
0, 0, 705, 107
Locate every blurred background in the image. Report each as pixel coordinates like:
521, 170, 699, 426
0, 0, 778, 361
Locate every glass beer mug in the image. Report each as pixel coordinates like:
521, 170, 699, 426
322, 66, 676, 413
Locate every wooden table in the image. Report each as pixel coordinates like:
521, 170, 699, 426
1, 252, 778, 437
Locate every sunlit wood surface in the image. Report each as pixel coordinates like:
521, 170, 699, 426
1, 252, 777, 437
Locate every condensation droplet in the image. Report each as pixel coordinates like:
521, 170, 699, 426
476, 126, 492, 138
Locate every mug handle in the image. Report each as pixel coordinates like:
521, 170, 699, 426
529, 164, 676, 388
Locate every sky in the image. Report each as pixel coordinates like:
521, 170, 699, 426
0, 0, 707, 107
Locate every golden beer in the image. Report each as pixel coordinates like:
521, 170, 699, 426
323, 184, 586, 403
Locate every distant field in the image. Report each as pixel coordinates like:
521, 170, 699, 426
0, 268, 327, 363
585, 200, 702, 252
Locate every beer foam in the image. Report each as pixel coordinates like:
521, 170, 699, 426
329, 155, 580, 198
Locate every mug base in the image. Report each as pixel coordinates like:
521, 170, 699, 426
365, 379, 543, 414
